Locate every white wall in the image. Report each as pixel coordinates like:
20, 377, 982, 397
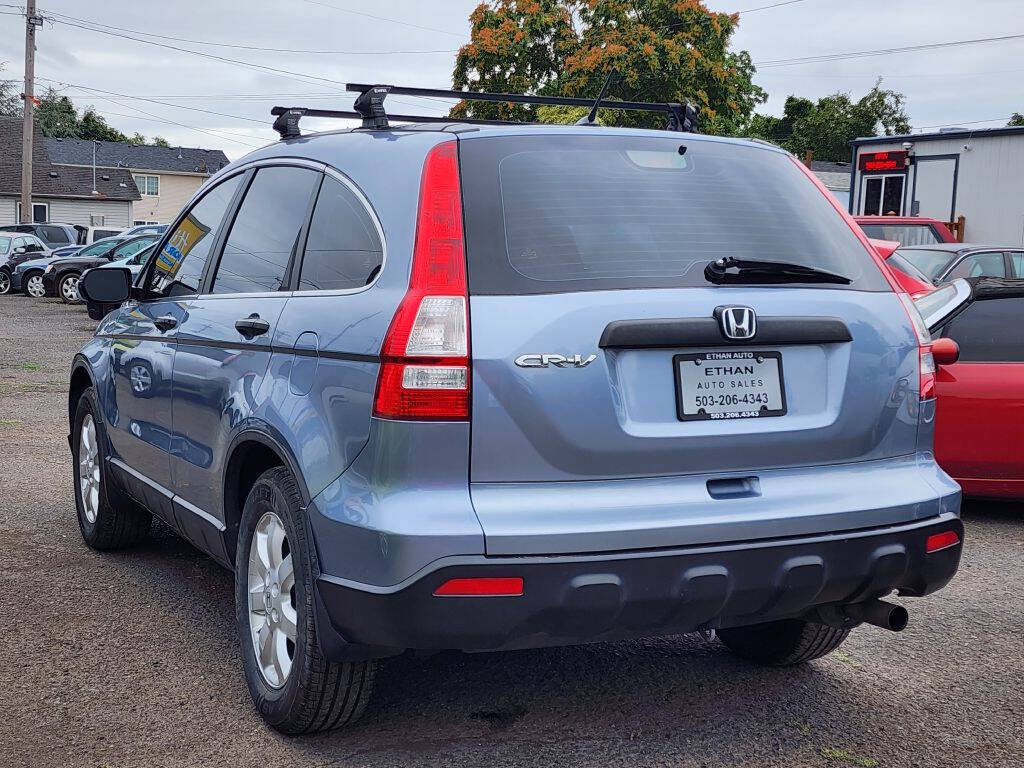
854, 135, 1024, 245
0, 197, 131, 228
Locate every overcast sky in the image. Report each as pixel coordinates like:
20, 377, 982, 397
1, 0, 1021, 160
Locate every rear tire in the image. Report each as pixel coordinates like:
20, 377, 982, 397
235, 466, 376, 734
72, 387, 151, 549
0, 269, 10, 294
718, 618, 850, 665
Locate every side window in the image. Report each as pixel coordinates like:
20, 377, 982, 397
946, 252, 1006, 280
146, 174, 242, 298
1010, 252, 1024, 278
298, 176, 383, 291
211, 166, 319, 294
13, 237, 26, 249
943, 298, 1024, 362
42, 226, 69, 244
114, 238, 155, 260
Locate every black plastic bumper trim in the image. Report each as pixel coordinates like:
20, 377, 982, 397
314, 514, 962, 658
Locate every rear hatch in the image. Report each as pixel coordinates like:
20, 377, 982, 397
458, 131, 925, 553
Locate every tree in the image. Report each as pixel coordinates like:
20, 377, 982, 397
79, 108, 132, 143
34, 88, 80, 138
1008, 113, 1024, 127
152, 136, 170, 147
0, 62, 21, 117
451, 0, 766, 134
739, 80, 910, 161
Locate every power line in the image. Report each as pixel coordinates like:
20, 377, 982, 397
40, 8, 458, 55
738, 0, 812, 13
299, 0, 466, 38
755, 31, 1024, 67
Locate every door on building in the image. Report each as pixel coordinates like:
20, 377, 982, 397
860, 174, 905, 215
912, 156, 958, 221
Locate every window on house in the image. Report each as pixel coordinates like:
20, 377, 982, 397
133, 220, 160, 226
16, 202, 49, 223
133, 174, 160, 196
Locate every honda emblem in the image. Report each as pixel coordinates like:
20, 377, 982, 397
716, 306, 757, 340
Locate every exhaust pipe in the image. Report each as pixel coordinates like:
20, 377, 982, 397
840, 599, 909, 632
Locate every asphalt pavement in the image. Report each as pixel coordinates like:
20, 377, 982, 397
0, 292, 1021, 768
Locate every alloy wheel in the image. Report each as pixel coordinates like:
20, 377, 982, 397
26, 275, 45, 298
129, 364, 152, 394
247, 511, 297, 689
0, 271, 9, 294
78, 414, 101, 524
61, 275, 80, 302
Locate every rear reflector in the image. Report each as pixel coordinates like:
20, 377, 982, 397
925, 530, 960, 554
433, 577, 524, 597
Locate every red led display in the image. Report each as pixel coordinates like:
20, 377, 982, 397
859, 150, 908, 172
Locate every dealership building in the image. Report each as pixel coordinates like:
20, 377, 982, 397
848, 125, 1024, 244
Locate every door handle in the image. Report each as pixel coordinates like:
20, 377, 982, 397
235, 314, 271, 339
154, 314, 178, 332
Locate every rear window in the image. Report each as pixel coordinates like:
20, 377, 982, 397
898, 248, 957, 280
859, 223, 942, 246
459, 134, 889, 294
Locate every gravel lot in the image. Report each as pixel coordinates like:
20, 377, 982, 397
1, 292, 1022, 768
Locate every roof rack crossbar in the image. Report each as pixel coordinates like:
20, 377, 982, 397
270, 83, 699, 139
345, 82, 688, 116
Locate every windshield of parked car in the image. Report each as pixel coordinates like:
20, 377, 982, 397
896, 248, 957, 280
460, 134, 889, 293
0, 236, 10, 255
860, 223, 943, 246
78, 238, 121, 258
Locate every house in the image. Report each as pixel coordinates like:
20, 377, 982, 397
44, 137, 230, 226
810, 160, 852, 210
0, 117, 139, 227
849, 125, 1024, 245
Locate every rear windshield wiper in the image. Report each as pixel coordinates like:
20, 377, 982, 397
704, 257, 851, 285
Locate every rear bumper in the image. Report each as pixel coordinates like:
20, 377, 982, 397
9, 271, 24, 291
315, 512, 963, 659
41, 272, 57, 296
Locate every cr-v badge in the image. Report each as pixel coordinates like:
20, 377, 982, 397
515, 354, 597, 368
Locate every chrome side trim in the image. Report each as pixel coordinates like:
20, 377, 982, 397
107, 456, 226, 532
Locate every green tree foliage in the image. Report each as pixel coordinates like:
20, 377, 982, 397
1008, 112, 1024, 127
451, 0, 766, 134
152, 135, 170, 147
0, 63, 21, 117
739, 80, 910, 161
32, 87, 166, 145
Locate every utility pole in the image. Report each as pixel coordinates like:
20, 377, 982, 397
21, 0, 41, 224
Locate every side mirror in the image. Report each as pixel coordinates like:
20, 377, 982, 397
868, 237, 900, 260
932, 337, 960, 366
80, 266, 132, 305
13, 246, 25, 255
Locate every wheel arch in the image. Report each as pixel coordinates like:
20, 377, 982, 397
68, 358, 96, 434
222, 428, 311, 565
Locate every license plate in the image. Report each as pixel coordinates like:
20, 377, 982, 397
674, 351, 786, 421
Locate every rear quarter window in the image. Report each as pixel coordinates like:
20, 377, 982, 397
459, 134, 889, 295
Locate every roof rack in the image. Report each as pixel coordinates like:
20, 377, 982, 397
271, 83, 699, 139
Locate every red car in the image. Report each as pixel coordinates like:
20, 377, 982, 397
855, 216, 957, 246
916, 278, 1024, 498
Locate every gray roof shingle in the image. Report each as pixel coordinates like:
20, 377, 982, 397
0, 118, 140, 201
44, 136, 229, 174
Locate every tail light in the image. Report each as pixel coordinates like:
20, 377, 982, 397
897, 292, 935, 400
373, 141, 470, 420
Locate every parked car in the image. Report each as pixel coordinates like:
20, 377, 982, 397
43, 233, 159, 304
868, 237, 935, 296
82, 225, 124, 244
895, 243, 1024, 285
72, 119, 963, 734
11, 235, 123, 297
121, 223, 167, 238
81, 244, 155, 320
0, 231, 50, 294
854, 216, 957, 246
4, 222, 80, 249
916, 277, 1024, 498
